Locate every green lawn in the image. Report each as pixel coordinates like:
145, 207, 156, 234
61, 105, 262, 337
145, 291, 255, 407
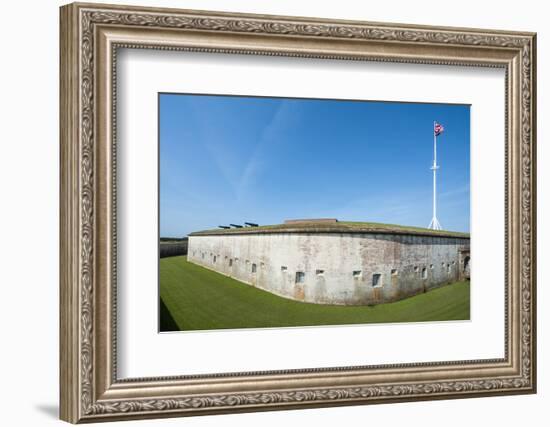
160, 256, 470, 331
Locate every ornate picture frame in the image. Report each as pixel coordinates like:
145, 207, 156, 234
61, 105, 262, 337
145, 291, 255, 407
60, 2, 536, 423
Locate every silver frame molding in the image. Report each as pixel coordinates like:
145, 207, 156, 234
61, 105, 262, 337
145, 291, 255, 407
60, 2, 537, 423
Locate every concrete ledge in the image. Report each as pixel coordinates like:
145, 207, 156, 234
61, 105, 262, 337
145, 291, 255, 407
189, 222, 470, 240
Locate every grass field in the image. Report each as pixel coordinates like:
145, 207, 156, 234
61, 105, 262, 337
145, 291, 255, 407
160, 256, 470, 331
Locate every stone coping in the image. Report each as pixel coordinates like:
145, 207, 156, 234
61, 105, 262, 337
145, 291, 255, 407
189, 221, 470, 239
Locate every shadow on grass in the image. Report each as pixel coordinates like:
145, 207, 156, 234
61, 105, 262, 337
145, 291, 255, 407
159, 297, 180, 332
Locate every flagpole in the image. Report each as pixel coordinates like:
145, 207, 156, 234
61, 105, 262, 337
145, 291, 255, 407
429, 121, 442, 230
433, 120, 437, 223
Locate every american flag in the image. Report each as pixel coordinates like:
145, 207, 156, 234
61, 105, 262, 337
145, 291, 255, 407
434, 122, 444, 137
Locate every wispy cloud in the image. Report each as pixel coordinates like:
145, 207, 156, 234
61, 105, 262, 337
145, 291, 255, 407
439, 184, 470, 199
235, 101, 299, 200
184, 99, 301, 201
313, 188, 431, 227
179, 102, 241, 195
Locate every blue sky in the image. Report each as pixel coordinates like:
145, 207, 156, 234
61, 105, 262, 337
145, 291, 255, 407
160, 93, 470, 237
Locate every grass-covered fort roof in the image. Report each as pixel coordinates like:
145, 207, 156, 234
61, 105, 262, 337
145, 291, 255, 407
189, 220, 470, 239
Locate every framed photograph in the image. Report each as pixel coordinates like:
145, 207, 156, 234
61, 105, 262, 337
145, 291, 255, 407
160, 94, 472, 331
60, 2, 537, 423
